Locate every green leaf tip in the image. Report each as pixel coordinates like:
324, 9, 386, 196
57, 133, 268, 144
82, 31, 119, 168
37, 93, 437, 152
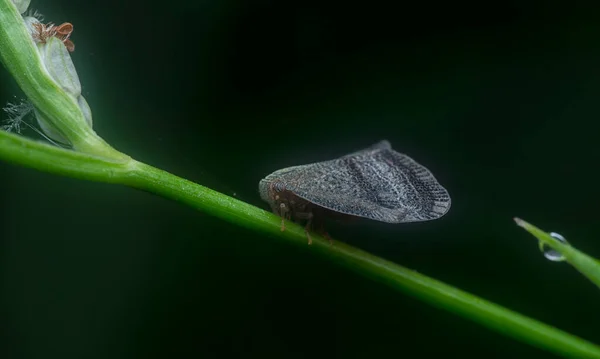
514, 217, 600, 290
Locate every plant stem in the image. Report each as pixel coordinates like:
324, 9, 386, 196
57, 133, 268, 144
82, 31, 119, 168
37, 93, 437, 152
126, 160, 600, 359
0, 130, 131, 182
0, 130, 597, 358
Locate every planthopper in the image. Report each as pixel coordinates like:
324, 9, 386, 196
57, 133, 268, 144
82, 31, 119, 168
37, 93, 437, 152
259, 140, 451, 245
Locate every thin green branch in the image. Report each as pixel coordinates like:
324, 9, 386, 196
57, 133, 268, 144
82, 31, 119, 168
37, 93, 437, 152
0, 130, 599, 358
0, 130, 131, 182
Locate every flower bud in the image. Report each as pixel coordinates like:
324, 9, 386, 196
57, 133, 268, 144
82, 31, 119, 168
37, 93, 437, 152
12, 0, 30, 14
77, 95, 93, 128
24, 28, 92, 145
23, 16, 40, 36
40, 37, 81, 97
33, 107, 68, 143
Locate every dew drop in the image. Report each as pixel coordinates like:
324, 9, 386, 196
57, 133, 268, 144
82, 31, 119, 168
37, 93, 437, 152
540, 232, 570, 262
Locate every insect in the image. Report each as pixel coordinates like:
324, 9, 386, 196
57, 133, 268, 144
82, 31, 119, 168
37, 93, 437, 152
259, 140, 451, 245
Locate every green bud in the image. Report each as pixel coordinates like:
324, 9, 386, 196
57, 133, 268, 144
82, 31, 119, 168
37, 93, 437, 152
23, 15, 40, 38
33, 95, 92, 144
33, 107, 68, 143
12, 0, 30, 14
28, 32, 92, 145
1, 0, 125, 158
40, 37, 81, 97
77, 95, 93, 128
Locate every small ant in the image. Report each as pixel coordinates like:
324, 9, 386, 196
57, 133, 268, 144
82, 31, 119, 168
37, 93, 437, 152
31, 22, 75, 52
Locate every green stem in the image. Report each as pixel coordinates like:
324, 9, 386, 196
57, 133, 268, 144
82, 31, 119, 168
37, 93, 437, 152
0, 130, 131, 181
0, 130, 598, 358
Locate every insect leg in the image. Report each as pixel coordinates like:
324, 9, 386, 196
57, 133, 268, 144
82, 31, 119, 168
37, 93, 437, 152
322, 231, 333, 245
294, 211, 314, 245
317, 221, 333, 245
305, 231, 312, 245
280, 210, 292, 232
278, 203, 290, 232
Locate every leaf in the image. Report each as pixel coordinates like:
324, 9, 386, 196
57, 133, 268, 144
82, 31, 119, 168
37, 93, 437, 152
514, 217, 600, 290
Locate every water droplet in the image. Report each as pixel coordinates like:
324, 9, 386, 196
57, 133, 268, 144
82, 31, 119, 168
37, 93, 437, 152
540, 232, 569, 262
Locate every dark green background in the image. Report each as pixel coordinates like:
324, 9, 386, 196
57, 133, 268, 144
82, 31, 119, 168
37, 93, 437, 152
1, 0, 599, 358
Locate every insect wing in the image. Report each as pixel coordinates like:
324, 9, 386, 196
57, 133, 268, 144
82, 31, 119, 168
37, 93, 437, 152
267, 142, 450, 223
341, 139, 392, 157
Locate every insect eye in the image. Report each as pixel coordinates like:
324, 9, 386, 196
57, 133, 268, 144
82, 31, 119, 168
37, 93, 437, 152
273, 181, 285, 192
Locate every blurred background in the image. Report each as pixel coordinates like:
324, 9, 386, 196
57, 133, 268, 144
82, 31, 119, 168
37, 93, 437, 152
1, 0, 599, 358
